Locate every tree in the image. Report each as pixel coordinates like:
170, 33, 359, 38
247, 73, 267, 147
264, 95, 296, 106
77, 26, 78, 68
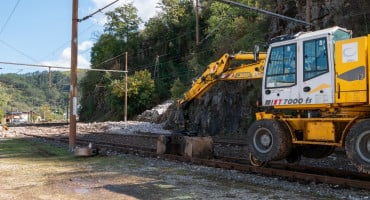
80, 2, 143, 121
39, 104, 53, 121
104, 2, 142, 46
0, 84, 10, 120
205, 0, 268, 54
109, 70, 155, 118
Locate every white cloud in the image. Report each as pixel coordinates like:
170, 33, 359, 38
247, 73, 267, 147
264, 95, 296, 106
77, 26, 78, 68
90, 0, 161, 26
41, 40, 92, 69
79, 41, 93, 51
132, 0, 161, 22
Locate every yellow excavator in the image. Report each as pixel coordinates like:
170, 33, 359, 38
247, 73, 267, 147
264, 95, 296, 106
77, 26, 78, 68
178, 26, 370, 174
179, 49, 266, 105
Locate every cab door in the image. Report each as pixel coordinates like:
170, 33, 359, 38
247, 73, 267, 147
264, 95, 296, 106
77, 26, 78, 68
263, 42, 300, 106
299, 37, 334, 105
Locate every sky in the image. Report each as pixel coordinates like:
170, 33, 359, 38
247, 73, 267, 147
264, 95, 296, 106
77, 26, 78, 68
0, 0, 161, 74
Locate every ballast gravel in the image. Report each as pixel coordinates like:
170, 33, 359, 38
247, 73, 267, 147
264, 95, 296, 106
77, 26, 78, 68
1, 122, 369, 199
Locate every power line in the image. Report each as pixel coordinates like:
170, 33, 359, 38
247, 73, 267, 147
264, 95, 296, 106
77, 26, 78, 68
78, 0, 120, 22
0, 61, 127, 73
0, 39, 39, 63
40, 1, 121, 69
0, 0, 21, 36
40, 23, 97, 61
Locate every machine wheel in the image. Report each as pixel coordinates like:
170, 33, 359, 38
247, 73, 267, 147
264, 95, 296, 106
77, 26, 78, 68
345, 120, 370, 174
249, 153, 266, 167
247, 119, 292, 162
301, 145, 335, 159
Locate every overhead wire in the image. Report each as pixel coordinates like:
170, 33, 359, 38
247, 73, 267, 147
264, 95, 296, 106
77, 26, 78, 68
78, 0, 120, 22
97, 2, 258, 73
92, 22, 214, 72
0, 0, 121, 74
0, 0, 206, 75
1, 0, 246, 84
38, 0, 122, 71
0, 39, 39, 63
40, 23, 97, 61
0, 0, 40, 72
85, 4, 250, 79
0, 0, 21, 36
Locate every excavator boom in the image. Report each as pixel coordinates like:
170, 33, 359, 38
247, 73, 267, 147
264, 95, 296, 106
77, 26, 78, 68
179, 52, 266, 105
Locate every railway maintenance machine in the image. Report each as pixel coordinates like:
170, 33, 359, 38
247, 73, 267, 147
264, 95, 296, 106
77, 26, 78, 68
179, 26, 370, 174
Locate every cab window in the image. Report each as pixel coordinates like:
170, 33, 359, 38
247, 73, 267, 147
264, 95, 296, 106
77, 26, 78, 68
265, 44, 296, 88
333, 29, 351, 42
303, 38, 328, 81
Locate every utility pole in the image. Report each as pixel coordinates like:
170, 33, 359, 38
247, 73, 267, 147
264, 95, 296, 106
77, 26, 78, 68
195, 0, 199, 45
69, 0, 78, 151
48, 67, 52, 88
124, 52, 128, 124
154, 55, 159, 81
305, 0, 311, 24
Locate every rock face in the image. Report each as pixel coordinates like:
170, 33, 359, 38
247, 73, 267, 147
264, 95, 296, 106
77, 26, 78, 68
164, 1, 370, 136
270, 0, 369, 36
164, 81, 261, 136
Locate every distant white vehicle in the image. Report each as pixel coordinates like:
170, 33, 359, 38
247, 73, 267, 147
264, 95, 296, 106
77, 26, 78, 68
12, 118, 27, 125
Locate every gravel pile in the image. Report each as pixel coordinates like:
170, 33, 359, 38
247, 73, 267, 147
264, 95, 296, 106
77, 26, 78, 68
99, 121, 171, 135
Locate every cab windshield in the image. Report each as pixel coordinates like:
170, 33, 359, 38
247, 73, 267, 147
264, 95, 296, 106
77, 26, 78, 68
333, 29, 351, 42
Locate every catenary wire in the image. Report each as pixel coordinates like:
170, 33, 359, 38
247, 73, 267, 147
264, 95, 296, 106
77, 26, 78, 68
0, 0, 21, 36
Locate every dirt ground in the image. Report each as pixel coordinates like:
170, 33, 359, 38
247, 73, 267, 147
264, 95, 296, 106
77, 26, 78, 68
0, 137, 369, 200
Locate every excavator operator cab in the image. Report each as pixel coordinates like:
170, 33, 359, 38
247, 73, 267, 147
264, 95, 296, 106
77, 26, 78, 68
262, 26, 352, 108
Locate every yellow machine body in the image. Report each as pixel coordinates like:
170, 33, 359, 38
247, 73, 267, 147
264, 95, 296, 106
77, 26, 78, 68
179, 27, 370, 173
335, 36, 368, 104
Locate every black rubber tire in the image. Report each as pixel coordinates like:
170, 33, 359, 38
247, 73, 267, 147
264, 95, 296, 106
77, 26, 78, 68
247, 119, 292, 162
301, 145, 335, 159
345, 120, 370, 174
249, 153, 266, 167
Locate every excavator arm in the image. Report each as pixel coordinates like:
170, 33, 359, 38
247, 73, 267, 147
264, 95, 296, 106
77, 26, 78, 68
179, 52, 266, 105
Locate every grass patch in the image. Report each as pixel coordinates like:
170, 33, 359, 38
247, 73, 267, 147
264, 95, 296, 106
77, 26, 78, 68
0, 138, 70, 159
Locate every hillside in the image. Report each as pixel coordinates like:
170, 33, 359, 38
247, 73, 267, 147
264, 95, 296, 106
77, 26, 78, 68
0, 71, 79, 121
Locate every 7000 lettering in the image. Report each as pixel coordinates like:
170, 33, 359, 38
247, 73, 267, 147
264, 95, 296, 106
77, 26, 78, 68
265, 97, 312, 106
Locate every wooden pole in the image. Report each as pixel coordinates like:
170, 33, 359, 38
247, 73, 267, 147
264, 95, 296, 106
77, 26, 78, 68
69, 0, 78, 151
195, 0, 199, 45
124, 52, 128, 124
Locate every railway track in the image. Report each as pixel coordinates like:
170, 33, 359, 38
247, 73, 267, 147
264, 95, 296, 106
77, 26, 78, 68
20, 131, 370, 191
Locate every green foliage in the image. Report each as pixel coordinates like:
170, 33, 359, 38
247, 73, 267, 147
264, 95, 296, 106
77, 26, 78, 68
104, 2, 142, 42
170, 78, 186, 100
0, 71, 70, 122
205, 0, 268, 53
0, 84, 10, 119
39, 104, 53, 121
79, 1, 145, 121
109, 70, 155, 117
79, 71, 109, 122
90, 34, 123, 66
0, 84, 9, 107
78, 0, 273, 121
